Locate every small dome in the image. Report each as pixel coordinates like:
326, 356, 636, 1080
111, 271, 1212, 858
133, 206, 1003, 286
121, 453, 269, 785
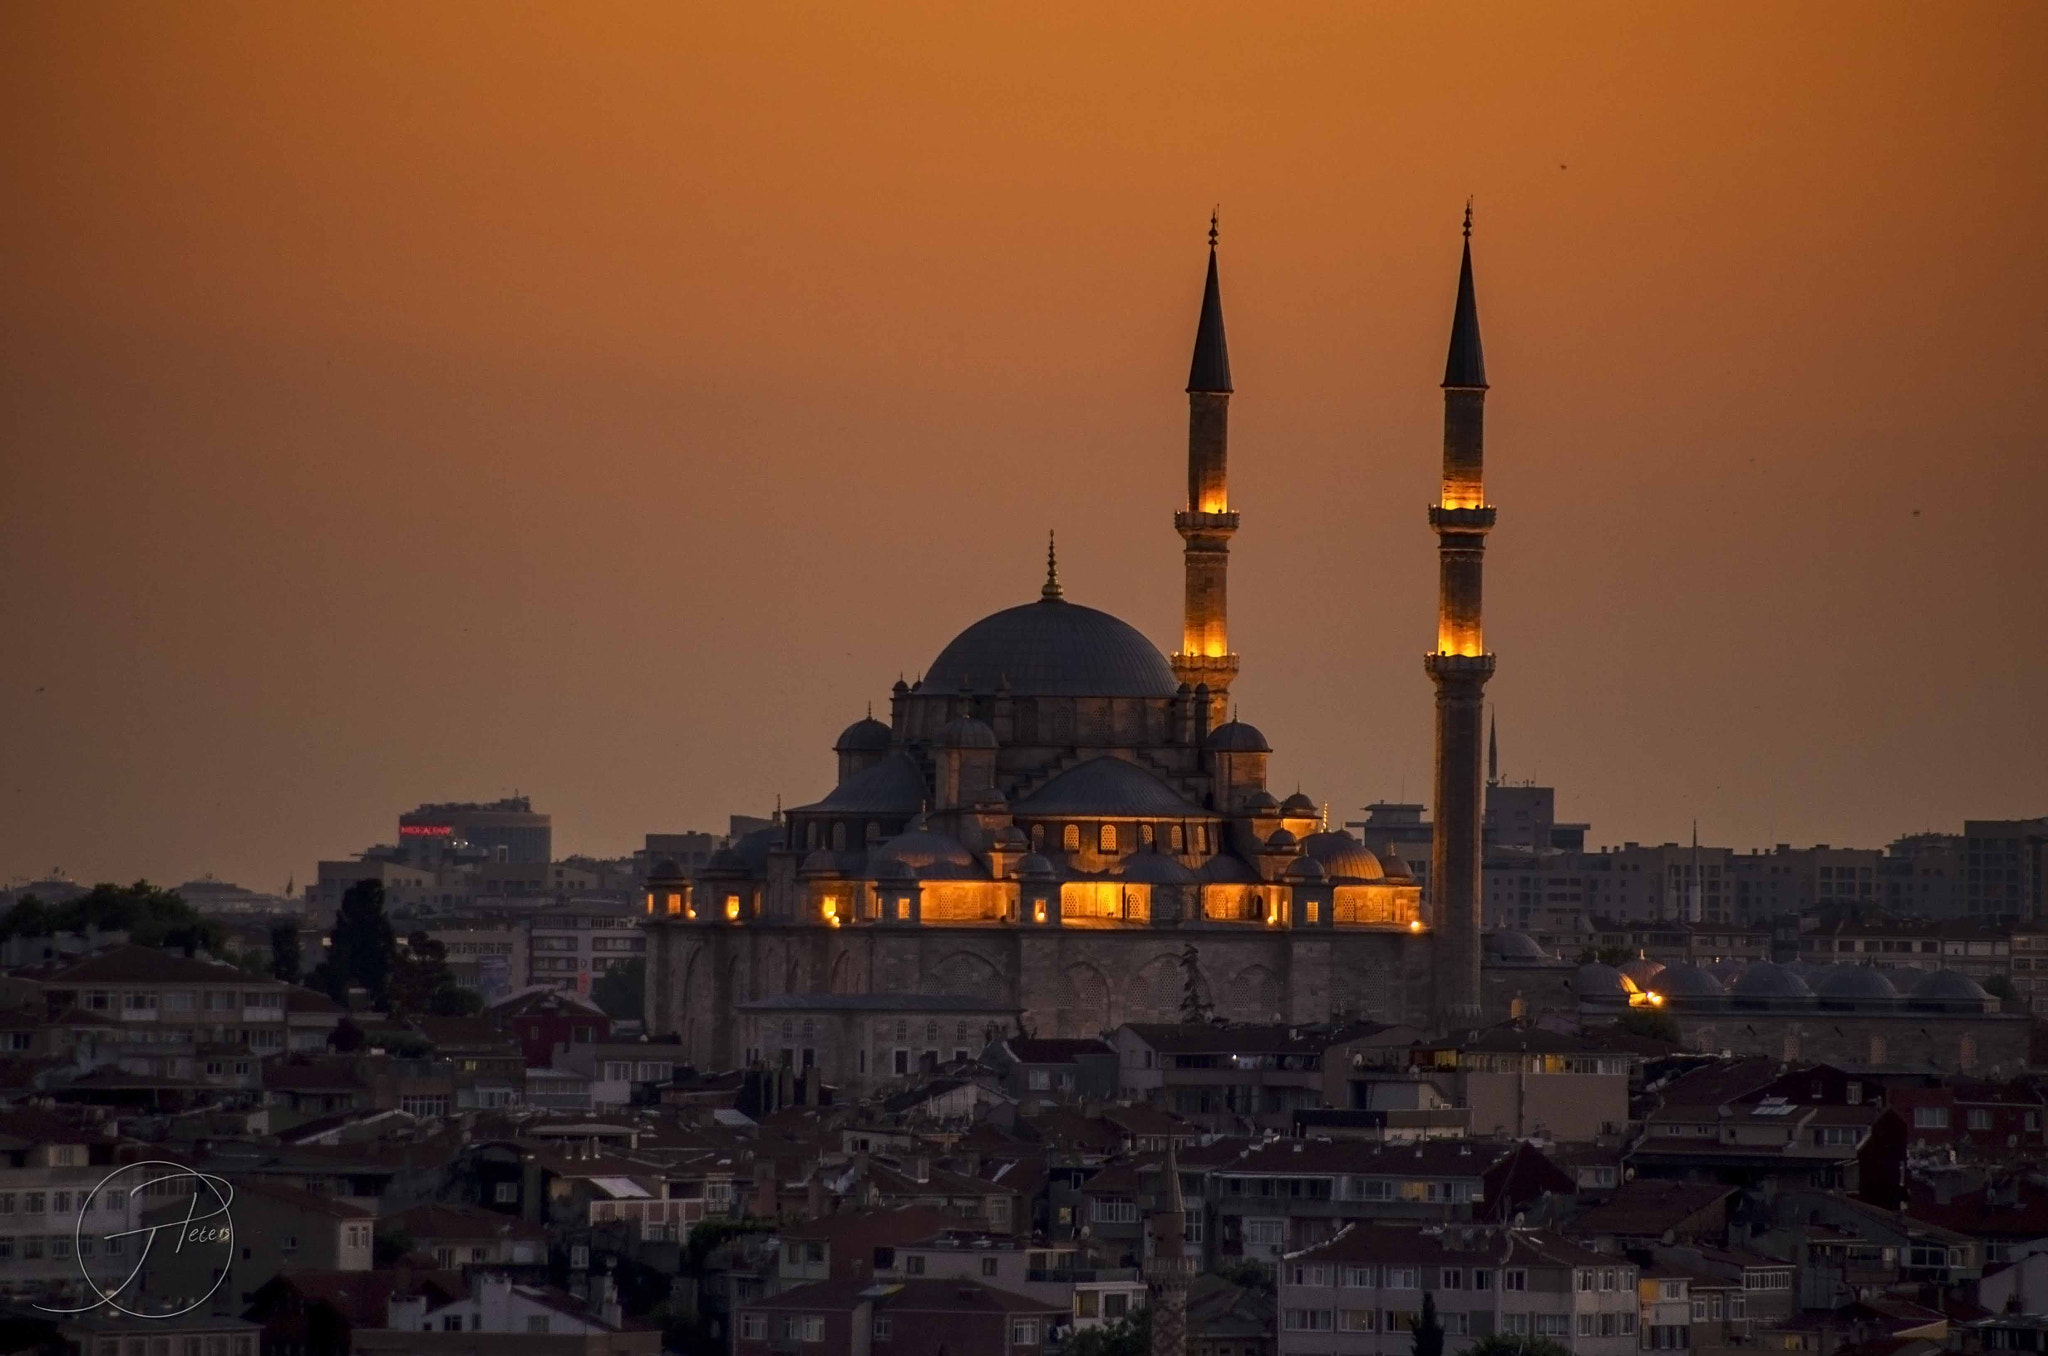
704, 847, 747, 874
1573, 962, 1629, 997
1705, 960, 1749, 984
648, 858, 686, 882
1299, 830, 1385, 882
994, 825, 1028, 849
801, 849, 849, 877
1264, 828, 1299, 852
1486, 931, 1550, 962
1015, 852, 1056, 879
834, 717, 893, 752
1285, 857, 1327, 882
1206, 721, 1272, 753
1784, 961, 1824, 981
1815, 965, 1899, 1002
1619, 958, 1666, 988
1200, 854, 1260, 883
1121, 850, 1200, 885
1245, 789, 1282, 813
1910, 969, 1993, 1009
937, 716, 999, 749
871, 856, 916, 883
1730, 962, 1814, 1000
874, 830, 977, 875
1280, 792, 1317, 817
1380, 850, 1415, 883
1882, 964, 1926, 985
1655, 963, 1725, 998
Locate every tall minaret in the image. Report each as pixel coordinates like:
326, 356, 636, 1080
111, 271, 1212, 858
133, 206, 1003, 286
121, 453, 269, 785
1426, 203, 1495, 1026
1173, 211, 1240, 723
1145, 1141, 1194, 1356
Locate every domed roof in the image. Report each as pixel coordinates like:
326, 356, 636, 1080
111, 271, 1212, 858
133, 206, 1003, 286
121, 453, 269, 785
924, 597, 1178, 698
799, 849, 844, 876
1815, 965, 1899, 1002
1200, 853, 1260, 883
873, 830, 977, 876
937, 716, 999, 749
1380, 850, 1415, 882
1619, 957, 1666, 987
1486, 930, 1550, 962
1121, 850, 1200, 885
1573, 962, 1629, 996
1910, 969, 1993, 1008
1245, 789, 1281, 813
1015, 852, 1056, 879
834, 717, 893, 752
1280, 792, 1317, 817
1705, 960, 1749, 984
1299, 830, 1385, 882
800, 751, 929, 814
1264, 828, 1299, 852
1206, 721, 1272, 753
1285, 857, 1327, 882
1013, 756, 1206, 818
704, 846, 747, 874
1730, 962, 1814, 1000
648, 857, 686, 881
1656, 963, 1725, 998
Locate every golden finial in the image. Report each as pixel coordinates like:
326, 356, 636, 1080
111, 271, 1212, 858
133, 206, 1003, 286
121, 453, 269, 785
1042, 530, 1063, 600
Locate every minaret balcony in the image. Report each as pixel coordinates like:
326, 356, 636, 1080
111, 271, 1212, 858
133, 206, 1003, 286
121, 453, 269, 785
1424, 652, 1497, 680
1428, 505, 1496, 532
1174, 510, 1240, 535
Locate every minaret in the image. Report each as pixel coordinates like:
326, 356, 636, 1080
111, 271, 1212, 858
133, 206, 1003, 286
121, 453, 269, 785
1426, 203, 1495, 1026
1173, 210, 1240, 724
1145, 1141, 1194, 1356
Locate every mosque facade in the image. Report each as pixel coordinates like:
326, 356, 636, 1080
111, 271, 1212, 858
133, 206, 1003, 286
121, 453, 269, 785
645, 220, 1493, 1067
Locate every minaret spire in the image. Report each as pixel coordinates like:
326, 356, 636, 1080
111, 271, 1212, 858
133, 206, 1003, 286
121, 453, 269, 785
1426, 203, 1499, 1027
1173, 210, 1241, 722
1488, 712, 1499, 786
1042, 530, 1063, 601
1146, 1138, 1194, 1356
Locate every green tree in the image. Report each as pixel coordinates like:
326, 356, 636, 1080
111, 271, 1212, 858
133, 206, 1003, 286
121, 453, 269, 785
1413, 1292, 1445, 1356
270, 922, 302, 984
1575, 945, 1632, 967
35, 881, 223, 952
331, 880, 396, 1009
372, 1226, 414, 1267
1985, 975, 2019, 1005
329, 1016, 365, 1052
390, 931, 478, 1016
591, 957, 646, 1021
227, 947, 271, 978
1614, 1006, 1683, 1044
0, 895, 55, 940
1065, 1304, 1151, 1356
1460, 1335, 1573, 1356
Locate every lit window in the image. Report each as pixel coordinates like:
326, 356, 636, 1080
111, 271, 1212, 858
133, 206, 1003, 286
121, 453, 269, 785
1100, 825, 1118, 853
1063, 825, 1081, 853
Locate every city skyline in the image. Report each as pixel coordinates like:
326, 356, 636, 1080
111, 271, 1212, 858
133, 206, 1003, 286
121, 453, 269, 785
6, 3, 2045, 891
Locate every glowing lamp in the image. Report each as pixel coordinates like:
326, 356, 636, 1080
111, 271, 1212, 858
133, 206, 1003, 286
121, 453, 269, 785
821, 897, 840, 927
1034, 902, 1047, 923
1266, 905, 1279, 926
724, 895, 741, 921
1409, 919, 1423, 933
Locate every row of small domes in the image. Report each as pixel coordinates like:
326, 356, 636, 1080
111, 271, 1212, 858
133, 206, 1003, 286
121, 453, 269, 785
836, 714, 1278, 756
1569, 954, 1993, 1005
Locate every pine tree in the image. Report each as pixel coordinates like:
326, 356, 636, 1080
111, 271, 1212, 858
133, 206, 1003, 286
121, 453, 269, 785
269, 921, 302, 984
331, 879, 396, 1009
1412, 1291, 1445, 1356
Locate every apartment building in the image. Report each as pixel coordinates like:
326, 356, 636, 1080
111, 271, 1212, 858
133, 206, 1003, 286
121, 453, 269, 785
1112, 1023, 1419, 1134
1406, 1027, 1631, 1143
0, 1109, 134, 1303
1277, 1225, 1640, 1356
24, 944, 292, 1068
528, 903, 645, 996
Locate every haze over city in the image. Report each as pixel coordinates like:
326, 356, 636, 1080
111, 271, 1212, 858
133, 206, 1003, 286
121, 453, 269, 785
5, 2, 2044, 891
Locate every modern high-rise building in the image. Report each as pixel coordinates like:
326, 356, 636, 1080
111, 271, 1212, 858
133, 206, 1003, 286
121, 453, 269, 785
396, 797, 552, 866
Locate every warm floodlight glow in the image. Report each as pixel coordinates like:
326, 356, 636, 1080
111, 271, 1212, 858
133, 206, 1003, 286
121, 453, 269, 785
1034, 901, 1047, 923
724, 895, 741, 921
1409, 919, 1424, 933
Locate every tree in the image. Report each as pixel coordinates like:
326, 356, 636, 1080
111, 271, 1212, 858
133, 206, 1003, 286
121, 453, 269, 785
1460, 1335, 1573, 1356
371, 1226, 414, 1268
1413, 1291, 1445, 1356
270, 922, 302, 984
0, 895, 55, 940
1177, 943, 1212, 1023
591, 958, 646, 1021
1614, 1006, 1683, 1044
330, 880, 396, 1009
1985, 975, 2019, 1005
1065, 1304, 1151, 1356
1575, 945, 1631, 967
18, 881, 224, 953
329, 1016, 365, 1052
1211, 1258, 1274, 1295
390, 931, 477, 1017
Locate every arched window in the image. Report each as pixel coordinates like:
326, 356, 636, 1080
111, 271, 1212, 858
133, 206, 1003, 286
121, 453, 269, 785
865, 821, 881, 844
1099, 824, 1118, 854
805, 822, 819, 850
1170, 825, 1185, 852
1031, 823, 1046, 851
1197, 824, 1210, 854
831, 822, 846, 851
1139, 823, 1155, 848
1062, 824, 1081, 853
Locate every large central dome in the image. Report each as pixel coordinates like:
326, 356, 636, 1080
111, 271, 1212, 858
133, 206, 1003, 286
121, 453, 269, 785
923, 596, 1179, 698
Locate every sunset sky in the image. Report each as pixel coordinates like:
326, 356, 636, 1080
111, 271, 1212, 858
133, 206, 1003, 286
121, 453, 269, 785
4, 3, 2044, 892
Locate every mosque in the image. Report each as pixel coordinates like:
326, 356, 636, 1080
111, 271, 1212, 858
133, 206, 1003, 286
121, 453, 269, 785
644, 215, 1497, 1065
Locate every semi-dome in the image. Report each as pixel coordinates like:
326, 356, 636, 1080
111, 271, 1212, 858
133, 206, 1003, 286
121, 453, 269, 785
937, 716, 999, 749
923, 597, 1178, 698
873, 830, 977, 875
834, 717, 893, 752
1264, 828, 1299, 851
1120, 850, 1200, 885
1245, 789, 1282, 813
1285, 857, 1327, 882
1206, 721, 1272, 753
1619, 957, 1666, 988
1730, 962, 1814, 1000
1299, 830, 1385, 882
1573, 962, 1629, 997
1380, 850, 1415, 883
1655, 963, 1725, 998
648, 857, 687, 881
1280, 792, 1317, 817
1910, 969, 1993, 1009
799, 849, 844, 876
1815, 965, 1899, 1002
1486, 931, 1550, 962
704, 846, 747, 874
1015, 852, 1056, 879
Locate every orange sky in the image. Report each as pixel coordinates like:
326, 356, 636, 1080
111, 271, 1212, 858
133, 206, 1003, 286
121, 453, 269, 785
3, 2, 2044, 891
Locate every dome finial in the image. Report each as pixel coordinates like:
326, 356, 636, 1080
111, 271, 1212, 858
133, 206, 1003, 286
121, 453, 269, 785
1042, 530, 1063, 600
1208, 205, 1219, 250
1463, 196, 1473, 240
